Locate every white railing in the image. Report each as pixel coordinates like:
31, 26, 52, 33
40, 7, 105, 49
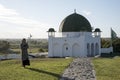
51, 32, 93, 38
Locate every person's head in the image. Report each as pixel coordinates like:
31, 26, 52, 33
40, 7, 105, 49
22, 38, 26, 43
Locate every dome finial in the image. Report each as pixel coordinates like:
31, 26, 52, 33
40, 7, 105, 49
74, 9, 76, 13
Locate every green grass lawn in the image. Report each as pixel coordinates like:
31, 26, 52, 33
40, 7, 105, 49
0, 58, 73, 80
1, 56, 120, 80
92, 57, 120, 80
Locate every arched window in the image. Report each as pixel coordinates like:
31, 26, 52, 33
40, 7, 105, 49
91, 43, 94, 57
95, 43, 99, 55
87, 43, 90, 57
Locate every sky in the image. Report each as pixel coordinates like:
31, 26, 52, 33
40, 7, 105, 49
0, 0, 120, 39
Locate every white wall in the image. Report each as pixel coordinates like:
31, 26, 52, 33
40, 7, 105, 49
101, 47, 113, 53
48, 32, 101, 57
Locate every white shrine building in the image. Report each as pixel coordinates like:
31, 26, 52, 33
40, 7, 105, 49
47, 12, 104, 57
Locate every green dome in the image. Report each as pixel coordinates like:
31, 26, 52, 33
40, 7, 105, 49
94, 28, 101, 32
47, 28, 56, 32
59, 13, 92, 32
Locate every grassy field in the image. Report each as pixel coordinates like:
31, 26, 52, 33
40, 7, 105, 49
92, 57, 120, 80
1, 56, 120, 80
11, 48, 46, 54
0, 58, 73, 80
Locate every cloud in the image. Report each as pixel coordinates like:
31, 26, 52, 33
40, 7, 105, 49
0, 4, 19, 16
0, 4, 49, 27
0, 4, 51, 38
82, 10, 92, 16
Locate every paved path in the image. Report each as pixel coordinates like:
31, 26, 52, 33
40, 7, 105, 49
60, 58, 96, 80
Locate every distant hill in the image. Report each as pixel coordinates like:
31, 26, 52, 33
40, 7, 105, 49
0, 39, 48, 43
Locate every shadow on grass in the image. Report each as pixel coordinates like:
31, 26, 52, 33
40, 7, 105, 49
26, 67, 60, 78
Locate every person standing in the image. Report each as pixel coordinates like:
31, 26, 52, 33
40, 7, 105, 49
20, 38, 30, 68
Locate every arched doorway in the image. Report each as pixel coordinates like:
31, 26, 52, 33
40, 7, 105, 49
63, 43, 71, 57
53, 43, 60, 57
72, 43, 80, 57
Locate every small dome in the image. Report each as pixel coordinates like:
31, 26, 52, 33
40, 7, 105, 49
94, 28, 101, 32
59, 13, 92, 32
47, 28, 56, 32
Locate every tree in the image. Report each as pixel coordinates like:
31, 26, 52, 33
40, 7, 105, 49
0, 40, 10, 59
113, 38, 120, 53
101, 38, 110, 48
0, 40, 10, 52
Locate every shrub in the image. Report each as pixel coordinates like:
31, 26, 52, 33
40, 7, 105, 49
0, 40, 10, 52
39, 48, 45, 52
